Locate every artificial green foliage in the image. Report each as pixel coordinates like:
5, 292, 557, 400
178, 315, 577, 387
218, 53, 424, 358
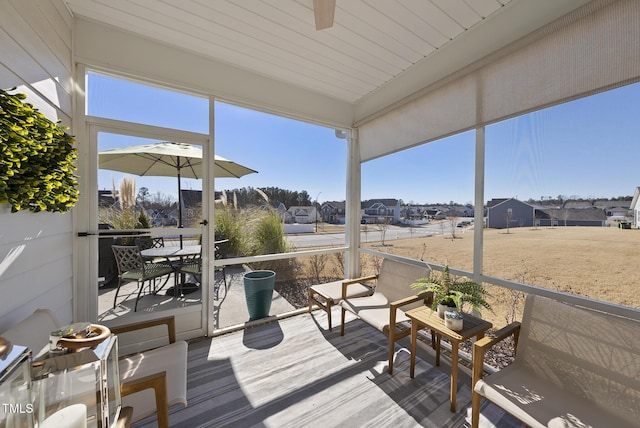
0, 88, 79, 213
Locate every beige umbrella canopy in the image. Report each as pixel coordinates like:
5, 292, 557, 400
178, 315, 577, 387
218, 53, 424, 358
99, 141, 257, 227
99, 141, 257, 179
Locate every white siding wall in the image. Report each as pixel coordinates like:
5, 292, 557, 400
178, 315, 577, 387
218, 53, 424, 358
0, 0, 74, 331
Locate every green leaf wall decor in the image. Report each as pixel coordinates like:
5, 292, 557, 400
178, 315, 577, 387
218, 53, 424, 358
1, 88, 79, 213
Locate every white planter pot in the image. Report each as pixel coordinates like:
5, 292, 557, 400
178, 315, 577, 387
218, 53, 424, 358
444, 310, 464, 331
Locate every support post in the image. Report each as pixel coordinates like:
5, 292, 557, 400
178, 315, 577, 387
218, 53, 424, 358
473, 126, 485, 282
345, 128, 361, 279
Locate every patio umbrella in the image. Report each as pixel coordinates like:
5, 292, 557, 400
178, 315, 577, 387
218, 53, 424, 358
99, 141, 257, 232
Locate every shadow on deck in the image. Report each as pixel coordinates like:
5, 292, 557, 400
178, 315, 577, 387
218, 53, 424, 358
130, 308, 524, 428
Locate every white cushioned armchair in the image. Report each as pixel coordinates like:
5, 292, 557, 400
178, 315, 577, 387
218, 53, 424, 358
1, 309, 187, 428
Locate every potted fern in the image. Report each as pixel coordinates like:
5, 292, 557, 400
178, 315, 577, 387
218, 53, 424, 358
410, 264, 491, 318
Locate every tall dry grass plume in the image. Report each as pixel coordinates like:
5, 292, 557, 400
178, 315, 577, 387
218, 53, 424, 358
119, 176, 136, 210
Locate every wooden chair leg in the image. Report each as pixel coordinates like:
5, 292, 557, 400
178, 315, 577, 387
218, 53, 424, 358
388, 327, 396, 375
309, 292, 334, 331
471, 391, 482, 428
121, 371, 169, 428
388, 308, 398, 375
471, 339, 487, 428
340, 307, 346, 336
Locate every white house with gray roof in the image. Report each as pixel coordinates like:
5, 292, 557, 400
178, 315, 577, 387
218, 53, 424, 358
630, 187, 640, 228
361, 199, 401, 224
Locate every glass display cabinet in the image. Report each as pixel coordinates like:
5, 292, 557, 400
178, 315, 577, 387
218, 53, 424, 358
0, 341, 34, 428
30, 334, 121, 428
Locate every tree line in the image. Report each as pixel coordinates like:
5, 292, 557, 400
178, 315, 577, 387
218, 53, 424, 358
222, 186, 312, 208
135, 186, 313, 211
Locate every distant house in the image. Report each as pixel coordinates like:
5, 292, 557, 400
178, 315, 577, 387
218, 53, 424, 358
401, 205, 428, 220
423, 207, 444, 219
179, 189, 203, 227
592, 200, 632, 217
165, 208, 180, 226
320, 201, 346, 224
535, 208, 606, 227
286, 206, 318, 224
145, 209, 172, 227
564, 201, 593, 209
607, 205, 632, 217
488, 198, 607, 229
486, 198, 535, 229
361, 199, 401, 224
630, 187, 640, 228
445, 205, 473, 217
263, 201, 288, 222
98, 190, 116, 207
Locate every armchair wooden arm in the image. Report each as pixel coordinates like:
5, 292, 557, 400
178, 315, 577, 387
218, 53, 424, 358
472, 322, 521, 383
471, 321, 521, 428
121, 371, 169, 428
388, 294, 425, 332
389, 295, 426, 312
342, 274, 379, 285
474, 322, 521, 352
110, 316, 176, 344
111, 316, 179, 427
389, 294, 424, 327
342, 274, 378, 299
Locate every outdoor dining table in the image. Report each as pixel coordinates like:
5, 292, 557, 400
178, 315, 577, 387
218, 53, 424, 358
140, 244, 201, 260
141, 245, 201, 296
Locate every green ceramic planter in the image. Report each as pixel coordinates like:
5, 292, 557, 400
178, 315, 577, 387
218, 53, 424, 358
243, 270, 276, 320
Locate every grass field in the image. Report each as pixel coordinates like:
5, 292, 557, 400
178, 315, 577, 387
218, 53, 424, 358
359, 225, 640, 327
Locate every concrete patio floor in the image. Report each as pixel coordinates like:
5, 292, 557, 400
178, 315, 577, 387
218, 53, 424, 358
98, 265, 296, 331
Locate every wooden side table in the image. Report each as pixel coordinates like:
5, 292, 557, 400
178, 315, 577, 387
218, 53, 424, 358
406, 306, 492, 412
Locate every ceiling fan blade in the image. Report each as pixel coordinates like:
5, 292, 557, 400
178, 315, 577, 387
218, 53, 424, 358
313, 0, 335, 30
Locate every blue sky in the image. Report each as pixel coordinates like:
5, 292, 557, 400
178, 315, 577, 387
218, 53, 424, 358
92, 72, 640, 205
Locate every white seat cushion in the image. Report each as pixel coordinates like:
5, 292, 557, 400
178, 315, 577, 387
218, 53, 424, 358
119, 340, 188, 421
341, 292, 411, 332
2, 309, 188, 424
310, 280, 372, 304
475, 362, 637, 428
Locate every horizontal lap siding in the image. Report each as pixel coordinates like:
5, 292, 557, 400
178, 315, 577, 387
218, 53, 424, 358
0, 0, 74, 332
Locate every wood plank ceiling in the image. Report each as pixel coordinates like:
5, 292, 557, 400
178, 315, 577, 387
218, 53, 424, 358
65, 0, 511, 104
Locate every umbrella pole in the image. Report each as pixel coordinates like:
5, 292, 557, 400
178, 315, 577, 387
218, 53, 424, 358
177, 157, 184, 249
